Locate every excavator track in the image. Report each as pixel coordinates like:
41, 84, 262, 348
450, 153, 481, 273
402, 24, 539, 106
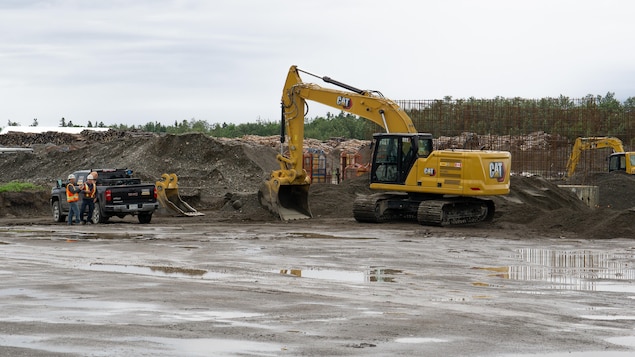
354, 194, 495, 226
353, 194, 386, 223
353, 193, 420, 223
417, 198, 495, 226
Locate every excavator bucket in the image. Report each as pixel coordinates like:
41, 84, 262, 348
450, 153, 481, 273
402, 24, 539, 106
155, 173, 204, 217
259, 178, 312, 220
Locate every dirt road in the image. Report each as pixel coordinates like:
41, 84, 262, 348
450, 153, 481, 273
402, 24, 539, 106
1, 217, 634, 356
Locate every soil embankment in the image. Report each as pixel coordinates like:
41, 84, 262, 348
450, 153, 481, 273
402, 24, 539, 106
0, 130, 633, 238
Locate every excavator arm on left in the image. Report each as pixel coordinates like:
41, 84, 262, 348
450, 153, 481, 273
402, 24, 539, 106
259, 66, 418, 220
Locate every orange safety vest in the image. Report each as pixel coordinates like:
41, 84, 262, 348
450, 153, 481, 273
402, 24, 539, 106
66, 184, 79, 203
83, 182, 96, 199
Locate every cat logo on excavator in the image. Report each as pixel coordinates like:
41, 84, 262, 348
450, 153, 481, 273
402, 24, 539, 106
336, 96, 353, 110
489, 162, 505, 182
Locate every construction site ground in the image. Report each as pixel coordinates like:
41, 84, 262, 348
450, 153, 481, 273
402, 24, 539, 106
1, 130, 635, 356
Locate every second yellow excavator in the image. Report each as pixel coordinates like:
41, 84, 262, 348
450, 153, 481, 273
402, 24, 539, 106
259, 65, 512, 226
565, 137, 635, 178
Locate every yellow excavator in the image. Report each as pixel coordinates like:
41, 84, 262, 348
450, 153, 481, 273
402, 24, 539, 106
565, 137, 635, 178
259, 65, 511, 226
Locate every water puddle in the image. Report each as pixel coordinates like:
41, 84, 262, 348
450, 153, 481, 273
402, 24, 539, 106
76, 232, 152, 240
142, 337, 283, 356
287, 232, 375, 240
395, 337, 448, 343
276, 267, 402, 283
473, 248, 635, 292
501, 352, 635, 357
0, 334, 282, 356
81, 263, 228, 280
579, 315, 635, 321
606, 335, 635, 347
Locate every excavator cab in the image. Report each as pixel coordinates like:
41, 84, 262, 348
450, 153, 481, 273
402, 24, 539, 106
609, 152, 635, 174
371, 133, 432, 184
609, 153, 625, 172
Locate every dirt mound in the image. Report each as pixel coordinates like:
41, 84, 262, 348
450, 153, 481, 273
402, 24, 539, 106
0, 190, 50, 217
1, 130, 634, 238
308, 175, 373, 218
568, 171, 635, 210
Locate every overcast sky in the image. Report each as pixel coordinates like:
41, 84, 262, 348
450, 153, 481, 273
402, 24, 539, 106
1, 0, 634, 128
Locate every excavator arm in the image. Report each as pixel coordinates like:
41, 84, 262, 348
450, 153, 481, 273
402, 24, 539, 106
278, 66, 417, 179
261, 65, 419, 220
565, 137, 625, 178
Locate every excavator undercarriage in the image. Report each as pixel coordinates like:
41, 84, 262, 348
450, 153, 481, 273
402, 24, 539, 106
352, 193, 495, 226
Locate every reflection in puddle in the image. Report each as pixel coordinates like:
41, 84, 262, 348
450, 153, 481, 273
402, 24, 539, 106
83, 263, 227, 280
474, 248, 635, 292
277, 267, 402, 283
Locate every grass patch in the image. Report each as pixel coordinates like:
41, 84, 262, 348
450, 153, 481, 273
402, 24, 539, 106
0, 181, 46, 193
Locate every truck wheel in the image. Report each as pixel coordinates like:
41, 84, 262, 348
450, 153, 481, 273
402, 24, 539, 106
138, 213, 152, 224
91, 207, 99, 224
93, 203, 109, 224
52, 201, 65, 223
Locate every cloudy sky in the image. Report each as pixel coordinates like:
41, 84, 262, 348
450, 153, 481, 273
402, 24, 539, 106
1, 0, 634, 128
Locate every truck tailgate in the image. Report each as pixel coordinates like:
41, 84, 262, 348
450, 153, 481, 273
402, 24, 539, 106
107, 185, 156, 205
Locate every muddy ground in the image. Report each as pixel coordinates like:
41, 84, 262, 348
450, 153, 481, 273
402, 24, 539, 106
2, 220, 635, 356
1, 130, 635, 356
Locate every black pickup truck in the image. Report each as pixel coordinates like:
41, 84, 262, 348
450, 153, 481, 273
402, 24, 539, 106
51, 169, 159, 224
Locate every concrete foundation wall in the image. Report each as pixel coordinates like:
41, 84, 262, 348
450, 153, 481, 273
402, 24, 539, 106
558, 185, 599, 208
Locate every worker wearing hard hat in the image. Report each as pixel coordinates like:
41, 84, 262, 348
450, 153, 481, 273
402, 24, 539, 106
80, 174, 97, 224
66, 174, 81, 225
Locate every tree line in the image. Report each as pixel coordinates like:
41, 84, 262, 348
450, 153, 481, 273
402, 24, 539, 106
4, 92, 635, 141
399, 92, 635, 142
111, 111, 372, 140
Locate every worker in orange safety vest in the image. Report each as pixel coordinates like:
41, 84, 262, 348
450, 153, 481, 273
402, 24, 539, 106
80, 174, 97, 224
66, 174, 81, 225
